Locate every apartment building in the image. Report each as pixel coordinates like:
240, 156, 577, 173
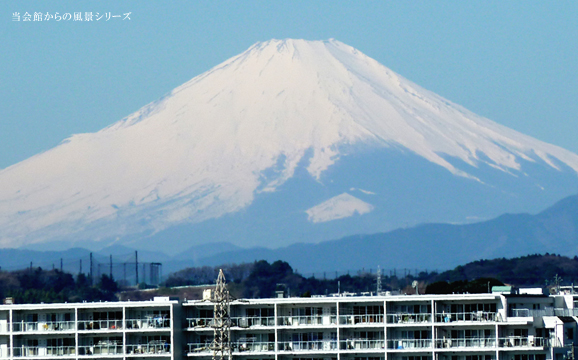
183, 289, 578, 360
1, 289, 577, 360
0, 297, 182, 360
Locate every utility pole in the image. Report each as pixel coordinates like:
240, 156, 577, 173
135, 251, 138, 285
211, 269, 231, 360
554, 274, 563, 295
377, 266, 382, 294
89, 253, 93, 285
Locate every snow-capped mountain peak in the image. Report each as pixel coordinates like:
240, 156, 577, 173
0, 39, 577, 250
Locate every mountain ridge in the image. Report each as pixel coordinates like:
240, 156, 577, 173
1, 194, 577, 276
192, 193, 578, 273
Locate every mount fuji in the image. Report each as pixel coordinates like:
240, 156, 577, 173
1, 39, 577, 254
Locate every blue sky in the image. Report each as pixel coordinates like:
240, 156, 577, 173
1, 1, 577, 169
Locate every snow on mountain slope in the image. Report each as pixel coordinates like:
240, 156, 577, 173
0, 39, 577, 249
306, 193, 374, 223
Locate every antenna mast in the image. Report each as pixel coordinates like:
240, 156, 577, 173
211, 269, 231, 360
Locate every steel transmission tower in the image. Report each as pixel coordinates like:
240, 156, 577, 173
211, 269, 231, 360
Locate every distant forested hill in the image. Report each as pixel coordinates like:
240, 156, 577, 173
162, 253, 578, 298
434, 253, 578, 286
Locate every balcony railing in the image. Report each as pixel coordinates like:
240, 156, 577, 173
12, 321, 75, 332
77, 320, 122, 331
186, 317, 214, 328
279, 315, 336, 326
78, 344, 123, 355
186, 342, 211, 354
387, 313, 431, 324
233, 341, 275, 352
232, 316, 275, 328
278, 340, 337, 351
13, 346, 76, 357
339, 315, 383, 325
510, 308, 578, 318
436, 338, 496, 348
436, 312, 497, 323
498, 337, 550, 348
387, 339, 432, 350
340, 339, 385, 350
125, 318, 170, 330
510, 309, 533, 317
188, 316, 277, 328
41, 322, 75, 332
12, 322, 38, 332
46, 346, 76, 356
126, 343, 171, 355
13, 347, 39, 357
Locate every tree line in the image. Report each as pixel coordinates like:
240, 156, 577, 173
2, 253, 576, 303
165, 253, 578, 298
0, 267, 118, 304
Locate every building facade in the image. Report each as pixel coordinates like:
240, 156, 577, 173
1, 290, 577, 360
184, 290, 577, 360
0, 297, 182, 360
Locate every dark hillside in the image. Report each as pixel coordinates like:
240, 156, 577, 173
435, 253, 578, 286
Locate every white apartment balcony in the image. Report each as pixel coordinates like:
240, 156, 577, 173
126, 342, 171, 355
436, 312, 497, 323
77, 320, 122, 331
186, 342, 211, 354
339, 315, 383, 326
278, 315, 336, 326
13, 346, 76, 357
233, 341, 275, 353
386, 313, 432, 324
13, 347, 40, 358
497, 336, 551, 348
277, 340, 337, 352
12, 321, 75, 332
387, 339, 432, 350
187, 340, 276, 355
12, 322, 38, 332
509, 309, 535, 318
445, 356, 495, 360
186, 318, 213, 329
435, 338, 496, 349
78, 342, 123, 356
340, 339, 385, 351
510, 308, 578, 317
233, 316, 275, 328
125, 317, 170, 330
188, 315, 332, 328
